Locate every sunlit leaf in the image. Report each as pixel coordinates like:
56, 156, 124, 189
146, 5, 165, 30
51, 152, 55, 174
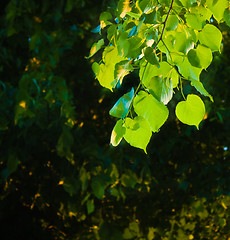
110, 119, 126, 146
100, 11, 113, 29
187, 44, 213, 69
198, 24, 222, 52
124, 116, 152, 153
88, 39, 104, 58
175, 94, 206, 129
109, 88, 134, 118
144, 47, 159, 66
114, 60, 133, 84
190, 80, 213, 102
165, 14, 179, 31
133, 91, 169, 132
118, 0, 132, 18
206, 0, 228, 22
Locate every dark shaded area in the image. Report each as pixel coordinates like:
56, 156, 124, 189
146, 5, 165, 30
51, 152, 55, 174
0, 0, 230, 239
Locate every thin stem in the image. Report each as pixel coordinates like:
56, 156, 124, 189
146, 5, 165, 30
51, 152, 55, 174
180, 76, 186, 100
154, 0, 174, 50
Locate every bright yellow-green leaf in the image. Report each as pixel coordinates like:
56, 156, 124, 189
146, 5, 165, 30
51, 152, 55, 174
110, 119, 126, 146
175, 94, 206, 129
133, 91, 169, 132
124, 116, 152, 153
187, 44, 213, 69
165, 14, 179, 31
206, 0, 228, 22
191, 80, 213, 102
198, 24, 222, 52
96, 46, 125, 90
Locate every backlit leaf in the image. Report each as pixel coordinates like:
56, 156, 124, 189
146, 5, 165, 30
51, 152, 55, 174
191, 80, 213, 102
187, 44, 213, 69
206, 0, 228, 22
124, 116, 152, 153
198, 24, 222, 52
133, 91, 169, 132
110, 119, 126, 146
144, 47, 160, 66
114, 60, 133, 85
118, 0, 132, 18
175, 94, 206, 129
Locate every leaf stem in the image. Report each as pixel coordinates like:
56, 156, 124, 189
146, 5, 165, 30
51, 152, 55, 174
154, 0, 174, 50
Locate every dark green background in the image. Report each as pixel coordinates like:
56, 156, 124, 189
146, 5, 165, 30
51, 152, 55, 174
0, 0, 230, 239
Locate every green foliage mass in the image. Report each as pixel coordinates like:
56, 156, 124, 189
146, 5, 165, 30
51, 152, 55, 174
0, 0, 230, 240
90, 0, 230, 152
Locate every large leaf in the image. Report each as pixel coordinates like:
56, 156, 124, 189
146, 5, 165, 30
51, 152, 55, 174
206, 0, 228, 22
110, 119, 126, 146
123, 116, 152, 153
109, 88, 134, 118
175, 94, 206, 129
133, 91, 169, 132
187, 44, 213, 69
198, 24, 222, 52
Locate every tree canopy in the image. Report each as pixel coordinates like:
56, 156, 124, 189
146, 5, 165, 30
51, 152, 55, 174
0, 0, 230, 239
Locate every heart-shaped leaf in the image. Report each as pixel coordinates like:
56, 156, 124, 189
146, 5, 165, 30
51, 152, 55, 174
110, 119, 126, 146
124, 116, 152, 153
175, 94, 206, 129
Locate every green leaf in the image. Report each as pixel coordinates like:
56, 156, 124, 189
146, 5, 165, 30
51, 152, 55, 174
114, 60, 133, 85
190, 80, 213, 102
100, 12, 113, 29
185, 6, 212, 30
88, 39, 104, 58
118, 0, 132, 18
198, 24, 222, 52
138, 0, 157, 14
224, 8, 230, 26
96, 46, 125, 90
121, 170, 138, 188
133, 91, 169, 132
87, 199, 95, 214
206, 0, 228, 22
91, 178, 105, 199
179, 0, 197, 8
165, 15, 179, 31
110, 119, 126, 146
144, 47, 160, 66
177, 57, 202, 81
175, 94, 206, 129
124, 116, 152, 153
187, 44, 213, 69
7, 153, 20, 174
109, 88, 134, 118
126, 12, 141, 19
117, 32, 130, 57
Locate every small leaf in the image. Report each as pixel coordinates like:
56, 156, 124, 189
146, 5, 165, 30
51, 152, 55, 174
126, 12, 141, 19
88, 39, 104, 58
175, 94, 206, 129
91, 178, 105, 199
87, 199, 95, 214
144, 47, 160, 66
100, 11, 113, 29
133, 91, 169, 132
124, 116, 152, 153
114, 60, 133, 85
110, 119, 126, 146
109, 88, 134, 118
198, 24, 222, 52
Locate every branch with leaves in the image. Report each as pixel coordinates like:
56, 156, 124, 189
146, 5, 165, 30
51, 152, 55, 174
89, 0, 230, 153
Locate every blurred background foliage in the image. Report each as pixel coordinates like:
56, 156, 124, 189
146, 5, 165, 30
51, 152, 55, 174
0, 0, 230, 239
